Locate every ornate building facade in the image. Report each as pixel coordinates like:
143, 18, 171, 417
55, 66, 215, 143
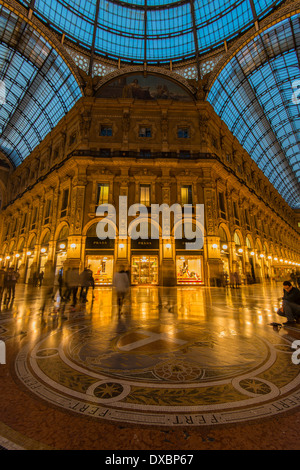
0, 70, 299, 287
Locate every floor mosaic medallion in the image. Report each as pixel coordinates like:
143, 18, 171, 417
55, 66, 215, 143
14, 315, 300, 427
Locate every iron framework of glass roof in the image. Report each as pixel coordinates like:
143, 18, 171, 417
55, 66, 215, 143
208, 13, 300, 210
17, 0, 283, 66
0, 3, 82, 167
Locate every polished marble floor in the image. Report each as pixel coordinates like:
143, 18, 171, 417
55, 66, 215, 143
1, 282, 300, 450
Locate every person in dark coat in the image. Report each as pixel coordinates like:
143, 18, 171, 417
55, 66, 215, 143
277, 280, 300, 325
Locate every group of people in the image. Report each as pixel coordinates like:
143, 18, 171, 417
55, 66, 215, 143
32, 271, 44, 287
0, 267, 20, 302
220, 271, 249, 288
51, 267, 95, 306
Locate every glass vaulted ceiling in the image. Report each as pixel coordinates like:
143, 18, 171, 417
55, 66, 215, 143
18, 0, 283, 63
0, 4, 82, 167
208, 14, 300, 210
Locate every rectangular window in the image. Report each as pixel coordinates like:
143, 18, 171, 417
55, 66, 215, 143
31, 207, 37, 230
139, 149, 151, 158
44, 200, 51, 225
179, 150, 191, 158
69, 133, 76, 145
244, 209, 250, 230
100, 126, 112, 137
100, 148, 111, 157
21, 213, 27, 234
53, 147, 59, 160
218, 192, 226, 219
60, 188, 69, 218
140, 184, 151, 206
139, 127, 151, 138
12, 219, 17, 237
181, 185, 193, 206
177, 127, 190, 138
97, 184, 109, 205
233, 202, 240, 225
254, 216, 259, 234
4, 223, 10, 241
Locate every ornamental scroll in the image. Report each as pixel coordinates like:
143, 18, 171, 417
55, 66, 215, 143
204, 188, 218, 236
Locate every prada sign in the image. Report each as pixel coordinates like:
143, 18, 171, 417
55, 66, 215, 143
131, 238, 159, 250
86, 237, 115, 249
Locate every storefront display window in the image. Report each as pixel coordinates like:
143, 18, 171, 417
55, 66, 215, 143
86, 255, 114, 285
131, 256, 158, 285
176, 256, 202, 284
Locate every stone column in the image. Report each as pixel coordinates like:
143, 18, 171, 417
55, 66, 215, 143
203, 183, 223, 286
67, 170, 87, 270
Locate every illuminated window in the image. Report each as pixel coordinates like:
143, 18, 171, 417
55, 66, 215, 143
97, 184, 109, 205
181, 185, 192, 205
140, 184, 151, 206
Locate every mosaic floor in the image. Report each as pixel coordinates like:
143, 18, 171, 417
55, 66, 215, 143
1, 283, 300, 450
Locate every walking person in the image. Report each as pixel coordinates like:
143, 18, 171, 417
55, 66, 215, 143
229, 272, 235, 288
10, 268, 19, 299
52, 270, 63, 301
63, 268, 71, 301
113, 266, 130, 315
38, 271, 44, 287
4, 268, 14, 301
68, 267, 80, 307
277, 280, 300, 325
0, 267, 6, 305
79, 267, 92, 302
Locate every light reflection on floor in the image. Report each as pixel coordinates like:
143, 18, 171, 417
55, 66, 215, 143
1, 281, 300, 447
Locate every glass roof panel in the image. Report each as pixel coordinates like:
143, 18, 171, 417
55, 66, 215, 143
0, 4, 82, 167
17, 0, 283, 63
208, 15, 300, 209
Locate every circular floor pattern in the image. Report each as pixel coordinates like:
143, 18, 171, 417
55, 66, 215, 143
14, 315, 300, 427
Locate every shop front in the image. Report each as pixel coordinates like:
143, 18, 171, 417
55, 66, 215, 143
85, 236, 115, 285
175, 239, 203, 285
131, 239, 159, 285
